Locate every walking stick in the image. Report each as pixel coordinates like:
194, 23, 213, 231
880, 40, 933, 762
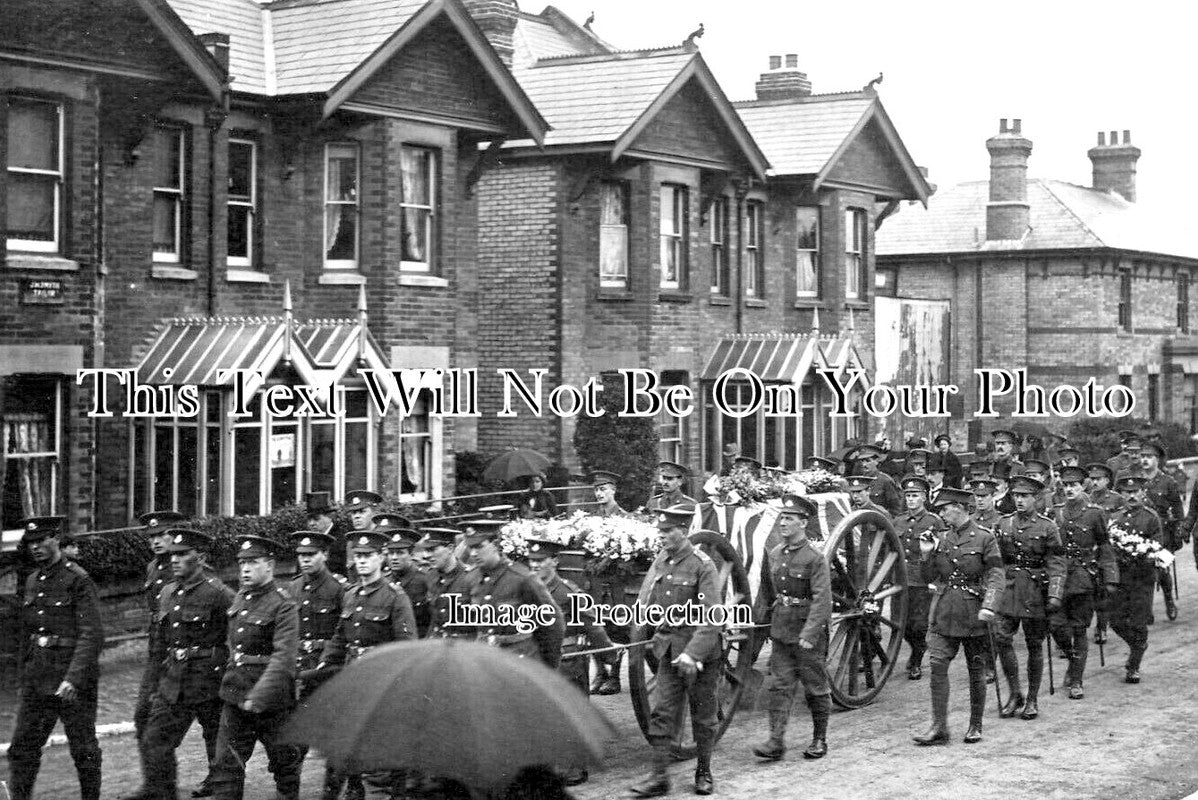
987, 623, 1003, 711
1044, 630, 1055, 696
1173, 559, 1179, 600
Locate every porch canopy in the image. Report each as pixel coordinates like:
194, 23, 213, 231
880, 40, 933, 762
701, 332, 869, 385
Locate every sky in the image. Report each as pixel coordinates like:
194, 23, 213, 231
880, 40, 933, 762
538, 0, 1195, 207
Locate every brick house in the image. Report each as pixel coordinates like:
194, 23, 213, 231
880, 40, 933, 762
475, 19, 929, 473
5, 0, 547, 529
1, 0, 225, 538
876, 119, 1198, 446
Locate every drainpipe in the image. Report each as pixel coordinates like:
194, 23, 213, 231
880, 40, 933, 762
734, 180, 748, 334
205, 88, 230, 316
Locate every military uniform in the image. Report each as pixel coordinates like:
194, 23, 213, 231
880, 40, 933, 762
867, 471, 904, 516
1106, 451, 1140, 479
1142, 468, 1183, 615
1107, 502, 1163, 679
143, 532, 234, 800
290, 566, 349, 684
8, 519, 104, 800
973, 506, 1003, 531
647, 488, 698, 514
916, 507, 1005, 744
595, 500, 631, 518
1090, 486, 1126, 515
321, 577, 418, 665
543, 572, 615, 694
470, 557, 565, 666
392, 564, 432, 638
893, 502, 945, 677
210, 538, 301, 800
992, 498, 1067, 718
428, 560, 479, 638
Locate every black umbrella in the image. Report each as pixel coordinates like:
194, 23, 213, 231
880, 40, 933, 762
482, 448, 552, 484
281, 640, 614, 790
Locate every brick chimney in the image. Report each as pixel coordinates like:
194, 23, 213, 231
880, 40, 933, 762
197, 32, 229, 74
461, 0, 518, 67
1088, 130, 1141, 202
985, 118, 1032, 241
754, 54, 812, 101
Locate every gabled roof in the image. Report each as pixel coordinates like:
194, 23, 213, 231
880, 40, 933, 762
133, 0, 228, 99
513, 6, 611, 68
875, 179, 1198, 262
511, 49, 768, 178
735, 92, 929, 202
166, 0, 546, 142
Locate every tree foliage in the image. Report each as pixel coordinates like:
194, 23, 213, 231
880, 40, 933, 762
573, 375, 660, 510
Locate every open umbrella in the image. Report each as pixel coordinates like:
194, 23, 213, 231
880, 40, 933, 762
482, 448, 551, 484
281, 640, 615, 790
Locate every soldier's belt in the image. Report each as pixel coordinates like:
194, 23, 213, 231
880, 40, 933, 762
169, 646, 221, 661
299, 639, 327, 653
30, 634, 76, 648
480, 631, 532, 646
775, 595, 812, 608
230, 652, 272, 667
1007, 558, 1046, 569
946, 578, 982, 598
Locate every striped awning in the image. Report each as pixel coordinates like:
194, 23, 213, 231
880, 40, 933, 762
701, 334, 828, 382
136, 316, 393, 393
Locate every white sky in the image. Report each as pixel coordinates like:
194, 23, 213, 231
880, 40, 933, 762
539, 0, 1196, 206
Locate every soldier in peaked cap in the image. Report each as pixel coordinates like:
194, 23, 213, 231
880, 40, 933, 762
125, 510, 190, 798
381, 521, 432, 638
893, 476, 945, 680
421, 526, 479, 640
1086, 462, 1125, 514
208, 535, 300, 800
854, 444, 903, 516
137, 529, 234, 800
913, 489, 1005, 746
989, 429, 1024, 471
631, 504, 721, 798
588, 470, 631, 692
806, 455, 840, 473
845, 474, 890, 519
1021, 459, 1055, 514
1048, 466, 1119, 699
906, 447, 930, 479
970, 477, 1003, 531
9, 517, 103, 800
1057, 444, 1081, 468
1137, 441, 1184, 620
1107, 475, 1164, 683
753, 494, 832, 764
591, 470, 630, 519
1107, 430, 1143, 478
991, 476, 1066, 721
648, 461, 697, 513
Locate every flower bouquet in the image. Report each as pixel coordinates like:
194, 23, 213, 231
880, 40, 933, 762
781, 467, 845, 495
705, 470, 787, 506
497, 518, 542, 560
1108, 522, 1175, 569
575, 512, 662, 580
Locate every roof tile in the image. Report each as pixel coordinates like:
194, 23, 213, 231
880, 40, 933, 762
734, 95, 873, 176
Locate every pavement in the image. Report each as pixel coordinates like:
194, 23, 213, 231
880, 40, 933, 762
5, 554, 1198, 799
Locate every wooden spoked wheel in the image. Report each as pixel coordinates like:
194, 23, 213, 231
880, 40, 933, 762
628, 530, 759, 756
822, 509, 908, 709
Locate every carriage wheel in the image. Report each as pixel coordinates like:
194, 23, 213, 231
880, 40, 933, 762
628, 530, 758, 757
822, 509, 908, 709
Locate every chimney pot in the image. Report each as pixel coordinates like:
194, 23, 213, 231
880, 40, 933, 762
769, 55, 781, 70
1012, 119, 1022, 133
460, 0, 517, 67
1123, 130, 1131, 144
1097, 131, 1105, 146
985, 119, 1033, 241
755, 52, 811, 100
785, 53, 798, 68
1000, 118, 1007, 133
197, 32, 230, 74
1110, 130, 1118, 144
1089, 126, 1142, 202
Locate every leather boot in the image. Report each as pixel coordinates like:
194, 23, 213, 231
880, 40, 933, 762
590, 659, 608, 694
78, 763, 102, 800
694, 742, 714, 796
1022, 643, 1043, 720
598, 653, 623, 695
997, 643, 1024, 718
803, 694, 830, 759
9, 761, 37, 800
964, 669, 985, 743
630, 743, 670, 798
913, 666, 950, 745
907, 645, 924, 680
1070, 628, 1089, 696
752, 709, 788, 761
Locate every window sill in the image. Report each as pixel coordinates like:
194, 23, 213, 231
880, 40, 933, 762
226, 269, 270, 284
745, 298, 767, 308
319, 272, 367, 286
152, 265, 198, 281
708, 295, 732, 306
658, 291, 693, 303
793, 297, 824, 308
598, 289, 634, 302
5, 254, 79, 272
398, 273, 448, 288
843, 299, 870, 309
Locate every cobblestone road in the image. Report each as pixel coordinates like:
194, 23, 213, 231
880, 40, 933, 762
6, 555, 1198, 799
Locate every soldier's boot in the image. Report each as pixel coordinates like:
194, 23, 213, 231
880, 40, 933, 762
906, 645, 924, 680
963, 665, 986, 744
1069, 628, 1089, 699
1125, 646, 1145, 683
693, 740, 714, 797
77, 760, 102, 800
629, 743, 670, 798
589, 658, 608, 693
997, 645, 1024, 718
912, 665, 950, 745
803, 694, 830, 759
597, 653, 622, 695
9, 759, 39, 800
1160, 569, 1178, 620
752, 710, 788, 761
1021, 645, 1043, 720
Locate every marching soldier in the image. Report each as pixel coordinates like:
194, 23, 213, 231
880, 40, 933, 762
465, 525, 565, 665
893, 476, 946, 680
288, 530, 348, 798
913, 488, 1005, 745
906, 447, 930, 479
853, 444, 903, 516
989, 429, 1024, 471
209, 536, 301, 800
971, 477, 1003, 531
647, 461, 698, 513
1049, 466, 1119, 699
1021, 459, 1055, 514
342, 490, 382, 576
1087, 463, 1126, 514
846, 474, 890, 518
992, 476, 1067, 721
1108, 476, 1164, 683
592, 470, 630, 518
1138, 441, 1183, 620
318, 529, 416, 800
752, 494, 832, 762
8, 516, 104, 800
379, 516, 432, 637
630, 505, 722, 798
421, 526, 478, 639
140, 529, 234, 800
527, 538, 617, 786
124, 510, 194, 800
1106, 430, 1142, 478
